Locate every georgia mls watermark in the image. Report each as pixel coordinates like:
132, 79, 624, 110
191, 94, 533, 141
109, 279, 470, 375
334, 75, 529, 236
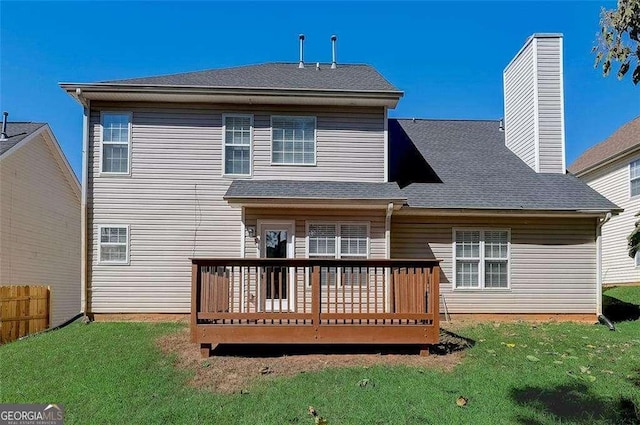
0, 404, 64, 425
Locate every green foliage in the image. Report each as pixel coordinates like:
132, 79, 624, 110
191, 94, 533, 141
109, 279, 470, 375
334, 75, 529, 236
593, 0, 640, 84
1, 288, 640, 424
629, 211, 640, 259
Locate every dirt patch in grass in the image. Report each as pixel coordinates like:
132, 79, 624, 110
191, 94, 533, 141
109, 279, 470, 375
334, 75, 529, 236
157, 328, 467, 394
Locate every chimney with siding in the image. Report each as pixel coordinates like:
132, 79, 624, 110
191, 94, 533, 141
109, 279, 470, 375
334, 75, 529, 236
503, 33, 565, 174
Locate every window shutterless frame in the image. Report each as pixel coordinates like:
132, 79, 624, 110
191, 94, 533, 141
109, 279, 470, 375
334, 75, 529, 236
305, 221, 370, 286
629, 159, 640, 198
97, 224, 130, 265
270, 115, 317, 166
99, 111, 132, 176
222, 113, 253, 178
452, 228, 511, 290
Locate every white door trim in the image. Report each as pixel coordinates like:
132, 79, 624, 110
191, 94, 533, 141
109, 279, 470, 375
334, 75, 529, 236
256, 220, 295, 311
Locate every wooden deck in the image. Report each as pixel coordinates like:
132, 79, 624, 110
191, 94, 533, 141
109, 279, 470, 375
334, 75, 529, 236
191, 258, 440, 356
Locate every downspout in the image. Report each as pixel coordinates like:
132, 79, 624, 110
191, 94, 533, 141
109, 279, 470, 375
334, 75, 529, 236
596, 212, 612, 320
385, 202, 393, 312
78, 89, 90, 318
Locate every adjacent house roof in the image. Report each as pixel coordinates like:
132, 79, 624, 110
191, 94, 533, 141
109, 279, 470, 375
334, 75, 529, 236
0, 122, 46, 156
568, 116, 640, 175
101, 63, 401, 93
225, 180, 406, 204
391, 119, 619, 212
226, 119, 620, 213
0, 122, 80, 198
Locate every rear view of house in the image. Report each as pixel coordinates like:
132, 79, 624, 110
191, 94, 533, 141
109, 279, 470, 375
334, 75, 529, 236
0, 116, 81, 327
60, 33, 618, 352
570, 117, 640, 285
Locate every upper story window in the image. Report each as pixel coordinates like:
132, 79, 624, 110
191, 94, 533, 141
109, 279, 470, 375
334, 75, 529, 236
630, 159, 640, 197
99, 225, 129, 264
453, 229, 510, 289
223, 114, 253, 176
271, 116, 316, 165
101, 112, 131, 174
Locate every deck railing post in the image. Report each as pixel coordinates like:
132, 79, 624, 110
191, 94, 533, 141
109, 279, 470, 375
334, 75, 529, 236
311, 265, 321, 335
191, 261, 199, 343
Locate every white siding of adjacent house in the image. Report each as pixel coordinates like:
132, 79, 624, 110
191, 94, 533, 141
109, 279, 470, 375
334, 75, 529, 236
0, 133, 81, 326
504, 35, 565, 174
535, 37, 565, 173
582, 151, 640, 285
88, 103, 386, 313
391, 215, 597, 313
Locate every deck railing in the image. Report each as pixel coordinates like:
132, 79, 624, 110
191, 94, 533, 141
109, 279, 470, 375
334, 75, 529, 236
191, 258, 440, 352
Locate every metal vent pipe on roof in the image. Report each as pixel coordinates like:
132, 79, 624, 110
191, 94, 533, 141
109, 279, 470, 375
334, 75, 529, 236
299, 34, 305, 69
331, 35, 337, 69
0, 112, 8, 141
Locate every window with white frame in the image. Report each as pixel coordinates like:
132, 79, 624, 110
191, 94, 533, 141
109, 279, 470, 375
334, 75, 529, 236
99, 226, 129, 264
101, 112, 131, 174
308, 223, 369, 285
454, 229, 509, 289
271, 116, 316, 165
630, 159, 640, 197
224, 115, 252, 176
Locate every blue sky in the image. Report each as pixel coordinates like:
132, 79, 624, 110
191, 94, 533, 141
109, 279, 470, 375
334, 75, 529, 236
1, 1, 638, 178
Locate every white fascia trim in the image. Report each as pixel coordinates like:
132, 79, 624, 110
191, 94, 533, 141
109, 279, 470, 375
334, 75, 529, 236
383, 107, 389, 182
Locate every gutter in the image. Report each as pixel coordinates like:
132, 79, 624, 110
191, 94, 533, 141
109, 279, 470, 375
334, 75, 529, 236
596, 212, 612, 316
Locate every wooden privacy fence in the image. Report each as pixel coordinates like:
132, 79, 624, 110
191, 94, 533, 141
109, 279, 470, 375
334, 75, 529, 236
0, 285, 50, 344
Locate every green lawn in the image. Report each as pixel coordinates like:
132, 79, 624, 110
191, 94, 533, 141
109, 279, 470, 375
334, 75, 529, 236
1, 288, 639, 425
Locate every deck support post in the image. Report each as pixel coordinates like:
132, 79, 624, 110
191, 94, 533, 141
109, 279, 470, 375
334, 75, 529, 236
200, 343, 213, 358
419, 345, 430, 357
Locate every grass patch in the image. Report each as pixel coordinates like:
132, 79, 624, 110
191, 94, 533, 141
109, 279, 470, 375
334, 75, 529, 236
2, 288, 640, 424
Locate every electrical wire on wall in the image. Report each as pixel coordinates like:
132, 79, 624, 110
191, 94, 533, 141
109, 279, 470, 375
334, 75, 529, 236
192, 183, 202, 258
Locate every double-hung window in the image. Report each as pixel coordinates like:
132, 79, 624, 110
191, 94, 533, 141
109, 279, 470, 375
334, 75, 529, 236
223, 115, 252, 176
101, 112, 131, 174
453, 229, 510, 289
630, 159, 640, 197
307, 223, 369, 285
271, 116, 316, 165
99, 225, 129, 264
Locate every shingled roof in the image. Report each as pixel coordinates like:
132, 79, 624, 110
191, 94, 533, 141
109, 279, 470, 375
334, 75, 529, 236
101, 63, 401, 93
391, 119, 618, 211
0, 122, 46, 156
569, 116, 640, 175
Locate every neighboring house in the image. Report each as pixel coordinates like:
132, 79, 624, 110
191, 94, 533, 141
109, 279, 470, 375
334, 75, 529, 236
569, 117, 640, 285
60, 33, 618, 329
0, 119, 81, 327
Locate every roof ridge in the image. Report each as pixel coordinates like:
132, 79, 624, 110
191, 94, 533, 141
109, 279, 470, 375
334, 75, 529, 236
7, 121, 46, 125
100, 62, 375, 84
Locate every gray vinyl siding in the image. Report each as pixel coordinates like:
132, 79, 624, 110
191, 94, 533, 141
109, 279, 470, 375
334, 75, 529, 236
0, 134, 81, 326
391, 215, 597, 313
582, 152, 640, 284
535, 37, 565, 173
88, 103, 385, 313
504, 40, 537, 171
504, 35, 565, 174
